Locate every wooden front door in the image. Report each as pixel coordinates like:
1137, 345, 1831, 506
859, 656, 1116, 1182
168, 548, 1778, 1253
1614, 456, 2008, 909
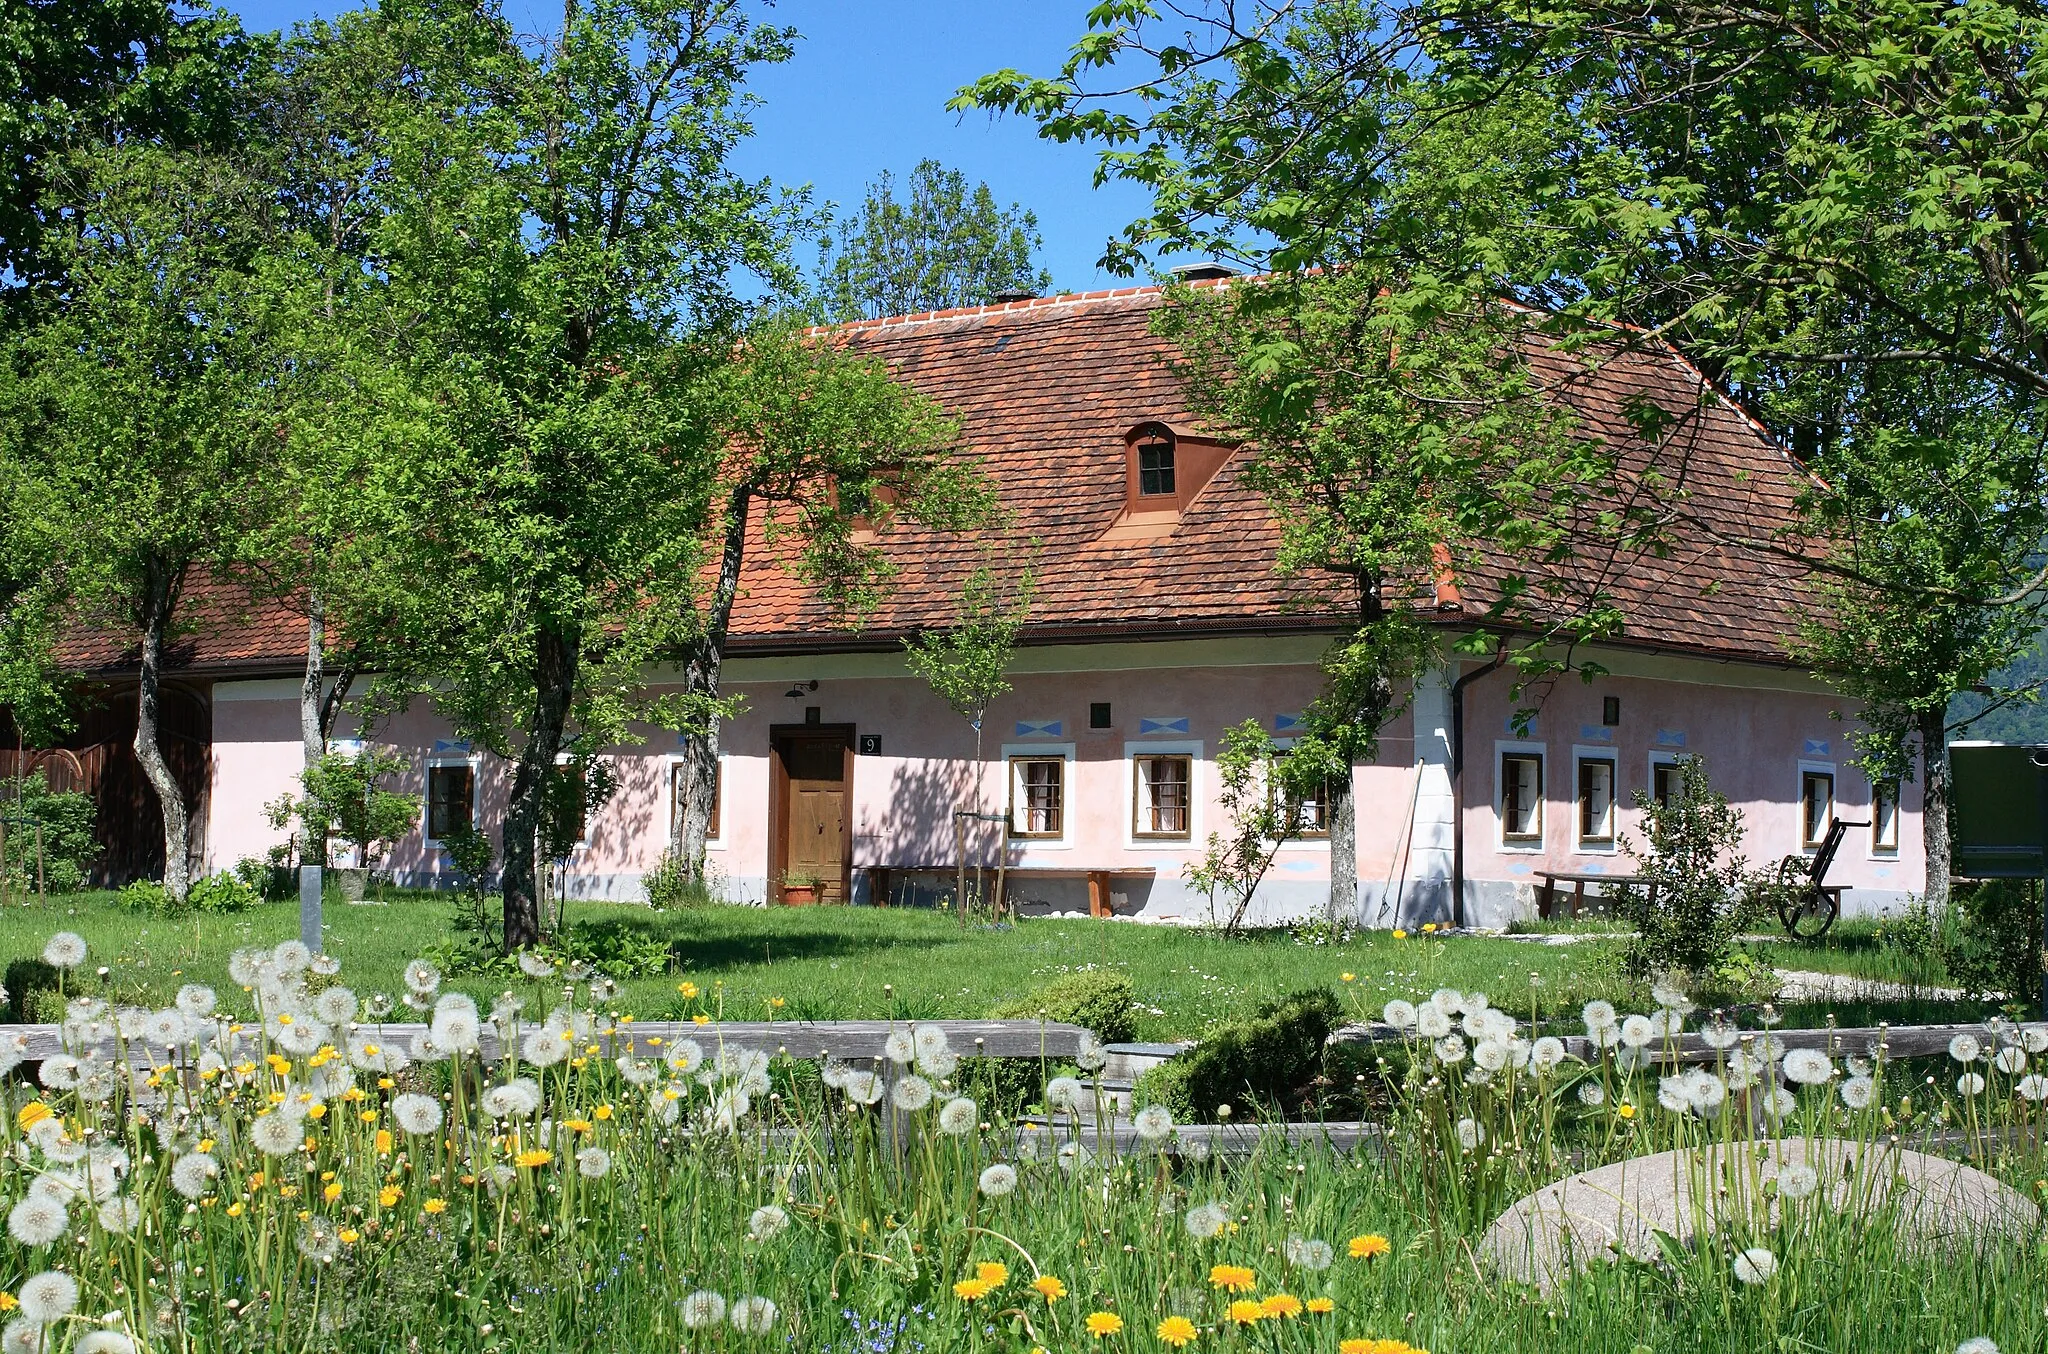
772, 727, 852, 902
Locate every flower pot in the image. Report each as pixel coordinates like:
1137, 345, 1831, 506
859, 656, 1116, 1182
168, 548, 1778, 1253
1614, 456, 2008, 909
334, 867, 370, 903
781, 884, 819, 906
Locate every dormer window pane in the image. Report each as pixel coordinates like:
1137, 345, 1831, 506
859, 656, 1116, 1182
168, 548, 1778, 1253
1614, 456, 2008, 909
1137, 440, 1175, 496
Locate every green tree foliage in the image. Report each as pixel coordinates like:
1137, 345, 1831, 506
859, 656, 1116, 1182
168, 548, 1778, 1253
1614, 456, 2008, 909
816, 158, 1052, 321
1186, 720, 1298, 933
290, 0, 805, 950
663, 321, 986, 887
0, 141, 295, 904
279, 750, 418, 874
961, 0, 2048, 908
0, 0, 253, 293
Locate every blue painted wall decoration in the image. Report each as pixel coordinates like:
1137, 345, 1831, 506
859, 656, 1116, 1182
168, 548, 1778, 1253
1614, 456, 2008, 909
1014, 720, 1062, 738
1506, 715, 1538, 736
431, 739, 471, 754
1655, 729, 1688, 748
1138, 716, 1190, 735
1578, 725, 1614, 742
1803, 739, 1831, 757
1274, 713, 1302, 732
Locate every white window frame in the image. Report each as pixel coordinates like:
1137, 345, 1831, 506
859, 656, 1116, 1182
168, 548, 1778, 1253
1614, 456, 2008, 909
1002, 742, 1075, 848
1123, 740, 1202, 848
423, 754, 482, 849
1495, 740, 1547, 852
1647, 752, 1685, 810
1869, 777, 1900, 856
667, 754, 725, 850
1797, 759, 1837, 853
1572, 747, 1620, 853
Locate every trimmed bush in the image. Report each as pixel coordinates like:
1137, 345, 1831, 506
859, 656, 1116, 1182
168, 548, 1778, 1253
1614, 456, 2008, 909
988, 970, 1137, 1044
3, 957, 60, 1023
190, 871, 261, 914
1134, 986, 1340, 1123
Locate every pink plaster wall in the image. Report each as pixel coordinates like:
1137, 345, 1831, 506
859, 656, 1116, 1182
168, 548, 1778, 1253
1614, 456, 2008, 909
1456, 665, 1922, 906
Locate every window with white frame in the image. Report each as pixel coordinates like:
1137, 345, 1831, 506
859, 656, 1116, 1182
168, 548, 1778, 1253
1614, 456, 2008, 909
1265, 750, 1329, 838
1651, 757, 1684, 809
1499, 749, 1544, 843
1132, 754, 1192, 839
670, 759, 721, 844
1871, 780, 1899, 852
1576, 755, 1617, 846
1800, 767, 1836, 849
1010, 756, 1066, 838
425, 760, 476, 843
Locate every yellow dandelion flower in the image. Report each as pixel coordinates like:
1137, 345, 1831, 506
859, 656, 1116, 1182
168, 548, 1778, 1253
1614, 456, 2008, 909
338, 1228, 359, 1244
1084, 1312, 1124, 1337
1307, 1297, 1335, 1315
197, 1138, 214, 1153
0, 1293, 17, 1312
564, 1118, 592, 1134
1208, 1264, 1256, 1293
323, 1182, 343, 1203
359, 1109, 378, 1124
1341, 972, 1356, 983
975, 1261, 1008, 1287
953, 1278, 993, 1301
1392, 929, 1407, 939
1155, 1315, 1198, 1347
1225, 1299, 1265, 1326
375, 1130, 392, 1155
1260, 1294, 1303, 1319
514, 1149, 553, 1169
16, 1102, 52, 1130
1032, 1275, 1067, 1300
1348, 1234, 1392, 1261
691, 1014, 711, 1026
769, 996, 786, 1009
1617, 1104, 1636, 1120
594, 1104, 614, 1121
306, 1103, 327, 1120
1421, 922, 1437, 932
678, 982, 699, 999
266, 1054, 291, 1075
226, 1202, 244, 1217
378, 1185, 402, 1208
422, 1198, 448, 1214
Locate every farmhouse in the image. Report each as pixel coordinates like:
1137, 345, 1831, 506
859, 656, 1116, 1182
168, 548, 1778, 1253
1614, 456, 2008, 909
21, 284, 1922, 925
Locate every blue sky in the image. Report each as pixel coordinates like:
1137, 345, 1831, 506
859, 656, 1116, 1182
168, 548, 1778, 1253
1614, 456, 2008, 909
221, 0, 1182, 294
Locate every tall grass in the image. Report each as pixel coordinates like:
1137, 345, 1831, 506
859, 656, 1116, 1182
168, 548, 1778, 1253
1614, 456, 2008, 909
0, 929, 2040, 1352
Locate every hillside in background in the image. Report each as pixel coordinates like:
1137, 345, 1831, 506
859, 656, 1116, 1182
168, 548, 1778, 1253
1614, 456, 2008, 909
1951, 633, 2048, 744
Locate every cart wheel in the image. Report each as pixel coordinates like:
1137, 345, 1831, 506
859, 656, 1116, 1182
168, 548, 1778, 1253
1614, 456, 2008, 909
1779, 888, 1838, 939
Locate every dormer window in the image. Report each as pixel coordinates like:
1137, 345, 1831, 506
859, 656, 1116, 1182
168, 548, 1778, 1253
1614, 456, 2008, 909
1137, 435, 1176, 497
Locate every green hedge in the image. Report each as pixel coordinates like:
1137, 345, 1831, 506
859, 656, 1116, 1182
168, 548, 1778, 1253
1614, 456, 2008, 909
988, 970, 1137, 1043
1134, 986, 1340, 1123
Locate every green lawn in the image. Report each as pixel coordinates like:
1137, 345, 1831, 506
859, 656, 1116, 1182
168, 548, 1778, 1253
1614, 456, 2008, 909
0, 892, 2005, 1039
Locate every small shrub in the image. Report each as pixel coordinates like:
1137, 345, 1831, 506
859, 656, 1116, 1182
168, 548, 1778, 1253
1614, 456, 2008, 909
190, 871, 261, 914
116, 879, 174, 915
643, 848, 715, 910
3, 957, 60, 1023
1946, 878, 2043, 1002
234, 854, 296, 903
0, 770, 97, 894
556, 920, 673, 978
1610, 756, 1772, 983
988, 971, 1137, 1043
1135, 986, 1341, 1123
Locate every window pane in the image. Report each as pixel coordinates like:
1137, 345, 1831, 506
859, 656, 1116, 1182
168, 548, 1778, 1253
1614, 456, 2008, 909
1137, 756, 1190, 836
1873, 782, 1898, 849
1137, 441, 1175, 496
671, 761, 720, 841
1579, 760, 1615, 841
1801, 772, 1834, 846
1502, 755, 1542, 838
428, 765, 473, 840
1652, 762, 1681, 807
1013, 759, 1063, 835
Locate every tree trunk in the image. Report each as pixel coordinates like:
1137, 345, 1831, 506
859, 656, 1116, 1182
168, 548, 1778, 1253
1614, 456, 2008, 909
134, 560, 193, 903
502, 621, 580, 951
676, 481, 753, 885
1918, 704, 1951, 911
1327, 767, 1356, 925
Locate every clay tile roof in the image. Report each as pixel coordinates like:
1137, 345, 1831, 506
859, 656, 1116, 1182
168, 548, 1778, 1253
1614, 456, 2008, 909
50, 282, 1815, 680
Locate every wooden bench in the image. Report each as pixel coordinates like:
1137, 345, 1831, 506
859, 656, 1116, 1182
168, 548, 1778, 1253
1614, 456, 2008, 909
866, 865, 1157, 917
1535, 870, 1646, 919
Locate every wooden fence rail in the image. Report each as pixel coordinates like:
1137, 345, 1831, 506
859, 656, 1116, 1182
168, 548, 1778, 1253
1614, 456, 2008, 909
1333, 1020, 2048, 1065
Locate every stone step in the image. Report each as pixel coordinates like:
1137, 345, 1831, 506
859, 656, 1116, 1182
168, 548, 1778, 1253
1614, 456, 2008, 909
1101, 1040, 1190, 1080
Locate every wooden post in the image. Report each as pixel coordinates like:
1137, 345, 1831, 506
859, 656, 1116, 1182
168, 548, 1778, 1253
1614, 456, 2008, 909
1088, 870, 1111, 919
1, 816, 9, 909
34, 824, 45, 906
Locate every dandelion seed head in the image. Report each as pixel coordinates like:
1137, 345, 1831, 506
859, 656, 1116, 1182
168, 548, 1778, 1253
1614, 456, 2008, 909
1732, 1247, 1778, 1285
17, 1271, 78, 1323
1184, 1202, 1227, 1238
42, 933, 86, 971
938, 1097, 978, 1136
747, 1204, 788, 1242
978, 1164, 1018, 1198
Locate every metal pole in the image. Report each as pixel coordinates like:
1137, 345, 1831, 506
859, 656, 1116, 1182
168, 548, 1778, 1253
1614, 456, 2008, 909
2037, 763, 2047, 1021
300, 864, 324, 955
